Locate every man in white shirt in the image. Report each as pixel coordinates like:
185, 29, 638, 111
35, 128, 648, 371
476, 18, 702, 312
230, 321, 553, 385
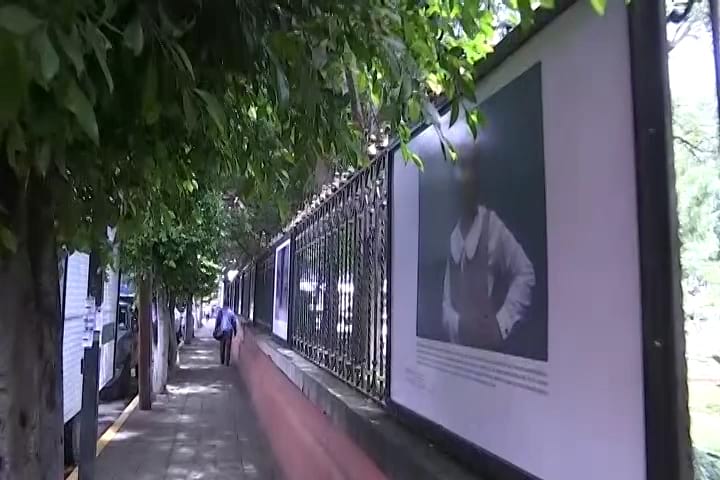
441, 127, 535, 349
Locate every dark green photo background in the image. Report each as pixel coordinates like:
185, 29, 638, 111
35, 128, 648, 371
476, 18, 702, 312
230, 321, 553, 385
416, 63, 548, 361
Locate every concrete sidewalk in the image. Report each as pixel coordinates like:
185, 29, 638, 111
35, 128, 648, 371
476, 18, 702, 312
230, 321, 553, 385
94, 326, 281, 480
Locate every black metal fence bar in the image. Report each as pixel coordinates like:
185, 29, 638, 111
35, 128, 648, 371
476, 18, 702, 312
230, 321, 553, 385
287, 153, 389, 401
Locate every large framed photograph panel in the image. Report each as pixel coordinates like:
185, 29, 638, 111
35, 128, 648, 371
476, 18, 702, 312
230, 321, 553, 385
390, 2, 647, 480
273, 238, 291, 341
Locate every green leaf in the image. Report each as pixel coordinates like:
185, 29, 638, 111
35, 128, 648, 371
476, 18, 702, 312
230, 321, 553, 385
142, 61, 159, 125
182, 90, 197, 132
123, 17, 143, 56
99, 0, 117, 23
411, 152, 423, 171
0, 225, 18, 253
274, 62, 289, 108
31, 29, 59, 83
518, 0, 533, 27
159, 1, 184, 37
62, 80, 99, 144
311, 41, 328, 69
182, 179, 196, 192
400, 142, 411, 162
460, 75, 476, 102
34, 141, 51, 176
7, 122, 25, 154
440, 134, 458, 162
173, 44, 195, 81
407, 97, 421, 122
450, 99, 459, 127
85, 22, 113, 93
6, 122, 26, 175
56, 26, 84, 75
461, 0, 480, 36
466, 108, 485, 139
422, 100, 441, 125
0, 39, 27, 123
195, 89, 226, 135
54, 144, 68, 179
590, 0, 606, 14
0, 5, 43, 36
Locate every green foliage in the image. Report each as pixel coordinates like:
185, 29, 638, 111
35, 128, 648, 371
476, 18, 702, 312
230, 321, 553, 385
694, 448, 720, 480
120, 188, 225, 301
0, 5, 43, 36
123, 17, 143, 56
62, 80, 99, 144
589, 0, 606, 15
0, 0, 603, 294
674, 100, 720, 284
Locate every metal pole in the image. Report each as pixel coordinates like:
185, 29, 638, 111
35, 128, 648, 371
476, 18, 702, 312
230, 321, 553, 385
710, 0, 720, 136
112, 269, 122, 379
78, 331, 100, 480
185, 296, 194, 344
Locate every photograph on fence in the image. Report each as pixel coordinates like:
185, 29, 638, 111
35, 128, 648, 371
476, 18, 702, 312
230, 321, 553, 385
391, 3, 647, 479
416, 63, 548, 362
273, 239, 291, 340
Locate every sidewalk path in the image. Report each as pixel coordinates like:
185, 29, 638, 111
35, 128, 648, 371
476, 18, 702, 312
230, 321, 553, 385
95, 326, 281, 480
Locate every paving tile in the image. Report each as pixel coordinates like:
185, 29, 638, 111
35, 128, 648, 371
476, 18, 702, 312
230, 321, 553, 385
94, 328, 281, 480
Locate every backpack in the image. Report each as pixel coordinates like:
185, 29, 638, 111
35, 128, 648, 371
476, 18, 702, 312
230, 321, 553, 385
213, 309, 224, 341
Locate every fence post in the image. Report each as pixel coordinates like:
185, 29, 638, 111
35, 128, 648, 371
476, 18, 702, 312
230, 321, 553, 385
78, 331, 100, 480
288, 231, 297, 345
384, 152, 393, 402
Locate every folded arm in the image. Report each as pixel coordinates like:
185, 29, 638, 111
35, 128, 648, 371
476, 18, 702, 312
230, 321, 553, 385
494, 219, 535, 340
442, 261, 460, 343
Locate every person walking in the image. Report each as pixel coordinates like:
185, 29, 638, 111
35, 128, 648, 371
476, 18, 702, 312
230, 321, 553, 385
214, 301, 237, 366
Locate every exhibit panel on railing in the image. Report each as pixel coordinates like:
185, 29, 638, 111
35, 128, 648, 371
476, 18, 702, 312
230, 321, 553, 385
390, 2, 672, 479
253, 251, 275, 330
273, 239, 291, 341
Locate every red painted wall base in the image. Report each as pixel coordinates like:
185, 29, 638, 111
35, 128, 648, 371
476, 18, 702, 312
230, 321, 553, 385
232, 328, 387, 480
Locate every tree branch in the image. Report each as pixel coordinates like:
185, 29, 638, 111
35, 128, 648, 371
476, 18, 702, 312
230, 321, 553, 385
668, 19, 694, 52
345, 66, 365, 133
674, 134, 715, 161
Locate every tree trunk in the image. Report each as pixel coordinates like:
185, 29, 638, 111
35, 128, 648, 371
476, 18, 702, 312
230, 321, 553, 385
167, 297, 178, 372
151, 287, 170, 394
185, 296, 194, 344
137, 274, 152, 410
0, 172, 64, 479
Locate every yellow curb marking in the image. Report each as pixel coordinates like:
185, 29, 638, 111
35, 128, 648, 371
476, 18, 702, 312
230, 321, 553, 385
66, 395, 139, 480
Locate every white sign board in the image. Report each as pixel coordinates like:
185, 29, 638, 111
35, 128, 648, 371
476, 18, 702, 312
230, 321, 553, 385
82, 296, 97, 347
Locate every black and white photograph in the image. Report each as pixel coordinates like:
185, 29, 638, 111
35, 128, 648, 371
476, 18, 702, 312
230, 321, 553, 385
416, 63, 548, 361
273, 240, 291, 340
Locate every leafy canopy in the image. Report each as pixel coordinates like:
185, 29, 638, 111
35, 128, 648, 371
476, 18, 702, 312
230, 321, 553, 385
0, 0, 607, 278
120, 187, 225, 301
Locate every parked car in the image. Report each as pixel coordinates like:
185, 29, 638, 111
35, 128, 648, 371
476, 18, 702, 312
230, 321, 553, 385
99, 297, 137, 402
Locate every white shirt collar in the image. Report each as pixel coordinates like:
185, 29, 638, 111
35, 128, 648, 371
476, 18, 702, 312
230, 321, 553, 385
450, 206, 487, 263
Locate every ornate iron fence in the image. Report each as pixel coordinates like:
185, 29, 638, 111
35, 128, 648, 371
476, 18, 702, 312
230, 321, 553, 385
253, 252, 275, 330
291, 154, 390, 401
